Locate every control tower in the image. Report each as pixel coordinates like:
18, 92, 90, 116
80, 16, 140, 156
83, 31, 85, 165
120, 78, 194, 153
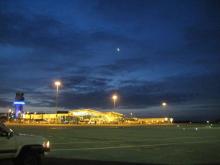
14, 92, 25, 118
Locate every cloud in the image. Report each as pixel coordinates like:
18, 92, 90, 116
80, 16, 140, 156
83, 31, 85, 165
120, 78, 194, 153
0, 99, 12, 107
97, 58, 148, 75
61, 75, 111, 93
185, 26, 220, 54
48, 72, 220, 109
94, 0, 158, 24
1, 66, 219, 110
183, 1, 220, 54
0, 11, 87, 55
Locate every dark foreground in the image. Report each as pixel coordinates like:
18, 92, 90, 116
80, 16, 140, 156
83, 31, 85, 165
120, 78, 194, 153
0, 158, 154, 165
2, 124, 220, 165
1, 157, 219, 165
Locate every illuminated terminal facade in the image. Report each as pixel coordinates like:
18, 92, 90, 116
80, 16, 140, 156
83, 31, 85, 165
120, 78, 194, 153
6, 92, 173, 124
22, 109, 124, 124
20, 109, 173, 125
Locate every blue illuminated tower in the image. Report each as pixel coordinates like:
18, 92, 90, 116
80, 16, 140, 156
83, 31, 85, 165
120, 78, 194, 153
14, 92, 25, 118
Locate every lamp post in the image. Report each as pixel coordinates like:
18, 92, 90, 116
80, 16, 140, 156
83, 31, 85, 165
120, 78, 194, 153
54, 81, 61, 110
161, 101, 169, 122
112, 94, 118, 109
8, 109, 12, 121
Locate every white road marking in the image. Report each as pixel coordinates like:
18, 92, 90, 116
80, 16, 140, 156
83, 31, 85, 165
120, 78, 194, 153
53, 136, 216, 145
54, 140, 120, 145
52, 140, 220, 151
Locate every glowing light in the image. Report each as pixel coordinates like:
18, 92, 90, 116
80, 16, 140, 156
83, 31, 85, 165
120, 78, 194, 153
116, 48, 120, 52
54, 80, 62, 109
165, 117, 168, 121
54, 81, 61, 87
13, 101, 25, 105
72, 111, 89, 116
170, 118, 174, 123
162, 102, 167, 107
112, 94, 118, 101
112, 94, 118, 108
43, 141, 50, 149
46, 141, 50, 148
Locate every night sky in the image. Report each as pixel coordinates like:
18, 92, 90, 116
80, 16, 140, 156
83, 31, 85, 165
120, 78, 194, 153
0, 0, 220, 121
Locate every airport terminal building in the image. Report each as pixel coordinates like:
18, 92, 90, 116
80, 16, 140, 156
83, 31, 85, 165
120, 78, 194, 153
6, 93, 173, 125
22, 109, 124, 124
19, 109, 173, 125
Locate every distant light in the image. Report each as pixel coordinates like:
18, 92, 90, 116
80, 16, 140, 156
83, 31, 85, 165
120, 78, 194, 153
206, 120, 210, 124
165, 117, 168, 121
14, 101, 25, 105
162, 102, 167, 107
54, 81, 61, 86
116, 48, 120, 52
72, 111, 89, 116
170, 118, 174, 123
195, 128, 198, 131
112, 94, 118, 101
46, 141, 50, 148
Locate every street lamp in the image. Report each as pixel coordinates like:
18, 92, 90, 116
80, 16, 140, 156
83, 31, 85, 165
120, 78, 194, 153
54, 81, 61, 109
55, 81, 61, 93
162, 102, 167, 107
112, 94, 118, 109
161, 101, 169, 119
8, 109, 12, 121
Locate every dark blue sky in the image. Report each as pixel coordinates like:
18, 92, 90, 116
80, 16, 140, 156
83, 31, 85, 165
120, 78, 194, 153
0, 0, 220, 121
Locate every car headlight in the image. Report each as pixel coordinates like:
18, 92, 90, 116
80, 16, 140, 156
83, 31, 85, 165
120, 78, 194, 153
43, 141, 50, 151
